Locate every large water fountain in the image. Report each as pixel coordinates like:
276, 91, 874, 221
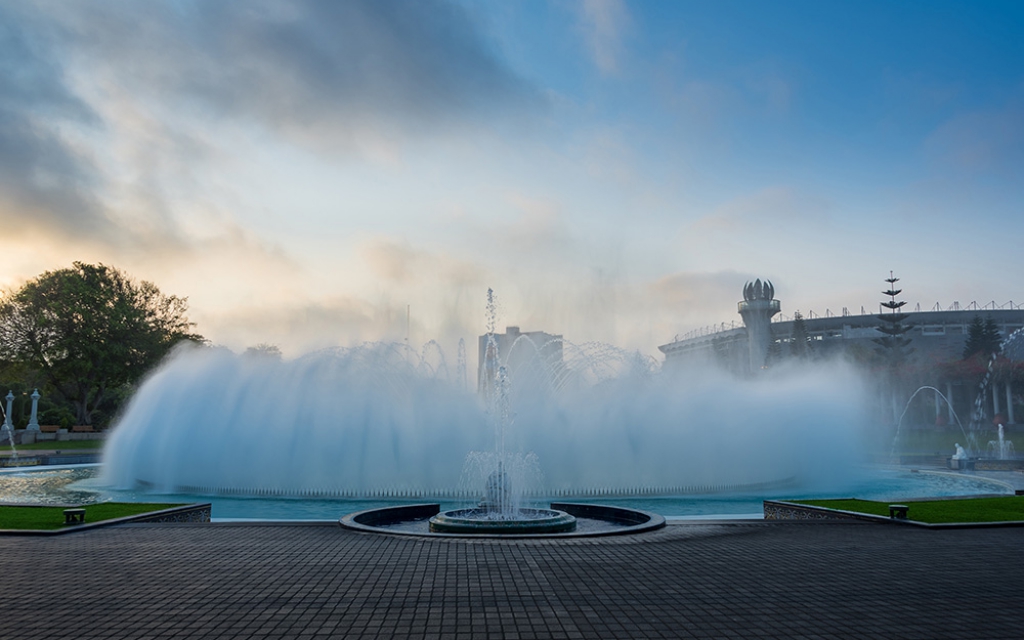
91, 289, 871, 521
101, 340, 870, 509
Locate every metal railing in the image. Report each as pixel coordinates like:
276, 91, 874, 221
669, 301, 1023, 344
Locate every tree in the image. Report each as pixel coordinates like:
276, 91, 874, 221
963, 316, 1002, 359
244, 343, 282, 360
873, 272, 914, 424
0, 263, 204, 426
873, 272, 913, 368
790, 311, 809, 358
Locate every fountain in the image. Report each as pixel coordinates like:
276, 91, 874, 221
96, 281, 874, 532
426, 352, 578, 533
100, 343, 870, 499
987, 424, 1015, 460
889, 386, 969, 466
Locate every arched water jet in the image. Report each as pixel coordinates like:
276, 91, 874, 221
889, 386, 969, 465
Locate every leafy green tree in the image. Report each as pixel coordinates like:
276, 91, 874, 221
0, 263, 204, 427
963, 316, 1003, 359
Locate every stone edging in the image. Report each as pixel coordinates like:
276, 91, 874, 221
0, 503, 211, 536
763, 499, 1024, 529
340, 502, 666, 538
763, 500, 888, 523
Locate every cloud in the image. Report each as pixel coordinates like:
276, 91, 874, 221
575, 0, 631, 76
650, 271, 751, 310
0, 4, 106, 238
51, 0, 542, 148
687, 186, 832, 234
0, 0, 542, 257
198, 297, 380, 355
361, 239, 484, 287
923, 98, 1024, 176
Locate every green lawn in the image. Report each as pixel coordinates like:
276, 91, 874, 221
3, 440, 103, 452
794, 496, 1024, 524
0, 503, 184, 530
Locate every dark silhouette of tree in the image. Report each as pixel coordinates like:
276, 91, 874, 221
963, 316, 1003, 359
874, 272, 913, 368
790, 311, 809, 358
0, 263, 204, 426
873, 272, 914, 424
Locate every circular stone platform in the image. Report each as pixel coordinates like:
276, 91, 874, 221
339, 502, 665, 538
429, 507, 577, 534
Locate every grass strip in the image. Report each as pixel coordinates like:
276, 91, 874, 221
0, 503, 184, 530
3, 440, 103, 452
794, 496, 1024, 524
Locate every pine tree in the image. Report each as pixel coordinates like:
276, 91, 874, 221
790, 311, 809, 358
963, 316, 986, 359
983, 317, 1003, 355
964, 316, 1003, 359
874, 272, 913, 368
873, 272, 915, 425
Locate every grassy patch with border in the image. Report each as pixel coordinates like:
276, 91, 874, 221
4, 440, 103, 452
794, 496, 1024, 524
0, 503, 184, 530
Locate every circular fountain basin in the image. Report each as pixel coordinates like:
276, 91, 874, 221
340, 502, 664, 538
429, 507, 577, 534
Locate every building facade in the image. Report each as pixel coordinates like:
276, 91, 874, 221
659, 284, 1024, 424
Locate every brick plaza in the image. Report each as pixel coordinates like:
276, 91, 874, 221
2, 520, 1021, 639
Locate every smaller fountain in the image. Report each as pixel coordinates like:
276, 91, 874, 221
429, 304, 577, 534
987, 424, 1015, 460
428, 464, 577, 533
890, 386, 969, 466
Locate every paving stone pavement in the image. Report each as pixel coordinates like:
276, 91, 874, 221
2, 520, 1022, 639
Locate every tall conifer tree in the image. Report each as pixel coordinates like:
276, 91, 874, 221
874, 272, 913, 424
874, 272, 913, 368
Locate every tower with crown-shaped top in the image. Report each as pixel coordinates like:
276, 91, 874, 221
738, 279, 781, 371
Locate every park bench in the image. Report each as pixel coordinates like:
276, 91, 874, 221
71, 426, 95, 433
888, 504, 909, 520
63, 508, 86, 525
40, 425, 60, 433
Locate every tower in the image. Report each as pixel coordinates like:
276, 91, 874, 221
738, 279, 781, 371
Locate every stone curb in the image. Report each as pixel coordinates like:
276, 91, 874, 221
764, 499, 1024, 529
339, 502, 666, 539
0, 503, 211, 536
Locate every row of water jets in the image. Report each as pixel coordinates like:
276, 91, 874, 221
891, 326, 1024, 464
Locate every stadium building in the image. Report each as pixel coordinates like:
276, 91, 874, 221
658, 280, 1024, 424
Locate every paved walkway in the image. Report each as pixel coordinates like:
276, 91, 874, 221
3, 520, 1022, 639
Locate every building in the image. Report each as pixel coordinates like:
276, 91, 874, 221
658, 283, 1024, 424
661, 307, 1024, 371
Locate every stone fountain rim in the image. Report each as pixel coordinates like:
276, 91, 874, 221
339, 502, 666, 538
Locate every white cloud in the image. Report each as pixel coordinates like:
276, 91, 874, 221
576, 0, 631, 76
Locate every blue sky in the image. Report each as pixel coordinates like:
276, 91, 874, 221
0, 0, 1021, 357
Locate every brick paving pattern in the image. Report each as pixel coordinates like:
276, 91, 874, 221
2, 520, 1021, 639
